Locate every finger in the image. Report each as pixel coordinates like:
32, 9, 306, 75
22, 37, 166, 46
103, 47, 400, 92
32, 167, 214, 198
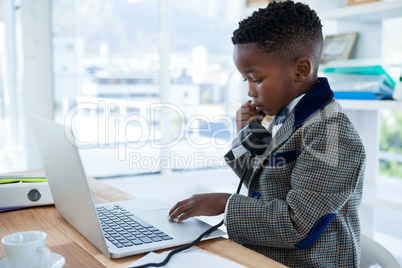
238, 111, 263, 127
240, 100, 255, 109
175, 209, 199, 223
237, 114, 261, 128
168, 202, 188, 220
240, 100, 251, 108
238, 107, 261, 119
168, 202, 194, 222
168, 198, 192, 215
239, 105, 258, 113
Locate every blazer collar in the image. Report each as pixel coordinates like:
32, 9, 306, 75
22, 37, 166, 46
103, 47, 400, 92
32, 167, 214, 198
293, 77, 334, 126
252, 77, 334, 169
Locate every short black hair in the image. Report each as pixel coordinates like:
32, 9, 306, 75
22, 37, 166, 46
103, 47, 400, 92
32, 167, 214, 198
232, 0, 323, 74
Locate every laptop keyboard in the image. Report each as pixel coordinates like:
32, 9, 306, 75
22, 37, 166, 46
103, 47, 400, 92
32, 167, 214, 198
97, 204, 173, 248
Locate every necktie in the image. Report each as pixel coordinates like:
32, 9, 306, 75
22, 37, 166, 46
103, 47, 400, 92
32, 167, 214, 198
268, 107, 288, 134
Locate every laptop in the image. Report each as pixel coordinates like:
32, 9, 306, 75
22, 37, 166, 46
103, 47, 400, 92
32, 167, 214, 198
28, 115, 225, 258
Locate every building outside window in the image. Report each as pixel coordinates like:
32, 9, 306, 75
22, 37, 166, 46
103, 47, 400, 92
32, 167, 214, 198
50, 0, 245, 178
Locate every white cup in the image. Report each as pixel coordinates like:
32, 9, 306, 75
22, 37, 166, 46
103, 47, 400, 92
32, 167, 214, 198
1, 231, 51, 268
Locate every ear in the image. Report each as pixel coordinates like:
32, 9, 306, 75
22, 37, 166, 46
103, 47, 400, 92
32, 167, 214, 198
294, 57, 312, 82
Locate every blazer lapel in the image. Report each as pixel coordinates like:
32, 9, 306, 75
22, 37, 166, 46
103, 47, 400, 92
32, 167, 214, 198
268, 111, 295, 153
248, 77, 335, 181
251, 111, 296, 170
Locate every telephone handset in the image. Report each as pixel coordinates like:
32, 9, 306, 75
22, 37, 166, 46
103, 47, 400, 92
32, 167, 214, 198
238, 122, 271, 156
238, 111, 272, 156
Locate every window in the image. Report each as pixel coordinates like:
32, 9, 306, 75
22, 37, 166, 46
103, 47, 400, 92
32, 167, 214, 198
165, 0, 244, 172
51, 0, 245, 178
0, 0, 24, 173
379, 110, 402, 179
380, 17, 402, 180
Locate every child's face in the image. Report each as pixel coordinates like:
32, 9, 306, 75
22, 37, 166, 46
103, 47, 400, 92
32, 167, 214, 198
233, 44, 297, 116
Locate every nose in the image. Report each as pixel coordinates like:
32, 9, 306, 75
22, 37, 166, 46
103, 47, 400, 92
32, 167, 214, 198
247, 84, 257, 98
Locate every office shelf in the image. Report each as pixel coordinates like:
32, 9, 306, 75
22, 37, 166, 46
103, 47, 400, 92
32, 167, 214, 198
320, 1, 402, 21
339, 99, 402, 111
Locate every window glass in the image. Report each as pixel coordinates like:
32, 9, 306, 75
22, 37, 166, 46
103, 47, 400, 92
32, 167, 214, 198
51, 0, 244, 178
166, 0, 243, 172
379, 110, 402, 180
52, 0, 160, 177
0, 2, 25, 173
380, 17, 402, 180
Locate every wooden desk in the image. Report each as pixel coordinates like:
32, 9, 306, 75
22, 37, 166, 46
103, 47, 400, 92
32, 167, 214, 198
0, 175, 286, 268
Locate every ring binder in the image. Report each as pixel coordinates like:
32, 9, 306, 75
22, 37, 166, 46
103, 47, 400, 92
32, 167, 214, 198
0, 175, 54, 211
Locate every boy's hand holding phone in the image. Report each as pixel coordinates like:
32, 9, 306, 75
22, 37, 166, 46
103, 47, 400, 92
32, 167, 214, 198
236, 100, 265, 134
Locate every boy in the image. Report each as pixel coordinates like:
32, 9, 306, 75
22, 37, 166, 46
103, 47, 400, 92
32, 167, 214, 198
168, 1, 366, 267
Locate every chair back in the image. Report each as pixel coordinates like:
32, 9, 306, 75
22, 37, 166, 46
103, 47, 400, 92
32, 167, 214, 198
360, 234, 401, 268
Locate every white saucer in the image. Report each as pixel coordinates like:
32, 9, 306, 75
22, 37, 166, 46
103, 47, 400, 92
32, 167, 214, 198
0, 252, 65, 268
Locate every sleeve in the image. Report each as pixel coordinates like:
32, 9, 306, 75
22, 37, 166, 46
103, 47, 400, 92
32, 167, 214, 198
224, 148, 255, 189
231, 138, 248, 159
223, 194, 234, 225
225, 113, 366, 249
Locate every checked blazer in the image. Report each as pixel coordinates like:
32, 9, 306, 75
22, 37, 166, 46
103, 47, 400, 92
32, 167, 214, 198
224, 78, 366, 267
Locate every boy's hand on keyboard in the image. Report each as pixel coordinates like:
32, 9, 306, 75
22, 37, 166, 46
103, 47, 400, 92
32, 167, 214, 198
168, 193, 231, 223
